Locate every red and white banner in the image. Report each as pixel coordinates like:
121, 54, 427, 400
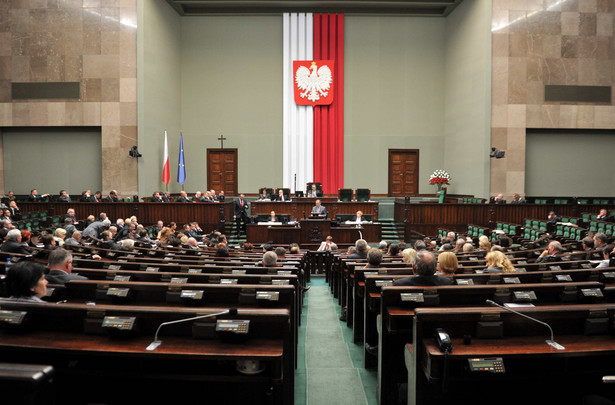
162, 131, 170, 185
293, 60, 334, 106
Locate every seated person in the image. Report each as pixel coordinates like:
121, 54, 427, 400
596, 245, 614, 268
102, 190, 119, 202
57, 190, 71, 202
28, 189, 50, 201
258, 189, 271, 201
597, 209, 614, 222
151, 191, 164, 202
267, 211, 279, 222
307, 184, 321, 198
64, 230, 83, 246
547, 211, 561, 224
489, 193, 505, 204
261, 251, 278, 267
510, 193, 526, 204
393, 251, 453, 286
535, 241, 565, 263
4, 261, 48, 302
484, 250, 516, 273
176, 190, 191, 202
311, 199, 328, 217
347, 239, 368, 260
0, 229, 31, 255
401, 248, 417, 265
437, 251, 458, 277
45, 248, 87, 285
364, 248, 382, 268
317, 235, 336, 251
349, 210, 367, 223
275, 189, 289, 202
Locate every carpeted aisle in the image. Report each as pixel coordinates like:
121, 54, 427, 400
296, 277, 377, 405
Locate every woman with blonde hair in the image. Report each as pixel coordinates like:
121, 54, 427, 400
485, 250, 515, 273
437, 251, 458, 276
401, 248, 417, 266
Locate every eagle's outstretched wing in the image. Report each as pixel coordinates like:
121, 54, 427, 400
316, 65, 332, 92
295, 66, 312, 91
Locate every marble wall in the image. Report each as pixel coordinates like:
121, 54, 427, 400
0, 0, 138, 196
490, 0, 615, 199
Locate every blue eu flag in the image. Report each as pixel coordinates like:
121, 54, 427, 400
177, 133, 186, 185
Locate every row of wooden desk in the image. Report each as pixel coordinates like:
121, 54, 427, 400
246, 219, 382, 244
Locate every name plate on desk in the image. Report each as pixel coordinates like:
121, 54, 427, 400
503, 277, 520, 284
221, 279, 238, 285
375, 280, 393, 288
256, 291, 280, 301
400, 293, 424, 302
581, 288, 604, 298
513, 290, 536, 302
107, 288, 130, 297
102, 316, 135, 331
456, 279, 474, 285
146, 267, 159, 272
0, 310, 26, 325
272, 279, 289, 286
468, 357, 505, 373
171, 277, 188, 284
181, 290, 204, 300
216, 319, 250, 334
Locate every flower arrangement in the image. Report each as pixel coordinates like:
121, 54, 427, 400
429, 169, 451, 186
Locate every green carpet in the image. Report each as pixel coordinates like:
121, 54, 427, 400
296, 277, 377, 405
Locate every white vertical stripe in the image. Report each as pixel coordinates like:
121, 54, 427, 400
283, 12, 313, 193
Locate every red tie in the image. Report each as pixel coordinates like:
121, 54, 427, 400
241, 200, 243, 207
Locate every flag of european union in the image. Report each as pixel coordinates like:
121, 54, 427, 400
177, 133, 186, 185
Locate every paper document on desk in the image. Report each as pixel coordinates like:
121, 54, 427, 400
504, 303, 535, 308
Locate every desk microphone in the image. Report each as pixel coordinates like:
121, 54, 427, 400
146, 308, 238, 351
485, 300, 565, 350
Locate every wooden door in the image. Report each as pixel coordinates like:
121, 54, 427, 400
207, 149, 238, 196
388, 149, 419, 196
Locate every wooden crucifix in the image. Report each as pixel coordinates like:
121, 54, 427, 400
218, 135, 227, 148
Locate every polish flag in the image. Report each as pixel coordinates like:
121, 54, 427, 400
162, 131, 170, 185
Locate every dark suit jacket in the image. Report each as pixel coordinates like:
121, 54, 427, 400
393, 274, 454, 286
307, 190, 322, 198
234, 199, 249, 216
311, 205, 328, 217
45, 270, 87, 285
103, 196, 119, 202
28, 194, 45, 201
218, 195, 225, 202
151, 197, 164, 202
274, 194, 288, 202
176, 196, 191, 202
0, 241, 31, 255
347, 252, 367, 260
161, 195, 171, 202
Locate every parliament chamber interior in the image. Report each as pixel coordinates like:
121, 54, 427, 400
0, 0, 615, 404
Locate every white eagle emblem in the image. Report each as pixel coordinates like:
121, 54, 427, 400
295, 61, 333, 103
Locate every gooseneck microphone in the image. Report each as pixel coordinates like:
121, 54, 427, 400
485, 300, 565, 350
146, 308, 238, 351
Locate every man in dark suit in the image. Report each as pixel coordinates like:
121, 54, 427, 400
535, 241, 565, 263
176, 190, 191, 202
45, 248, 87, 285
597, 209, 614, 222
61, 208, 79, 225
547, 211, 561, 224
347, 239, 369, 260
218, 191, 225, 202
102, 190, 119, 202
28, 189, 50, 201
274, 189, 289, 202
510, 193, 526, 204
57, 190, 71, 202
233, 194, 250, 235
80, 190, 97, 202
8, 201, 20, 219
151, 192, 164, 202
162, 192, 172, 202
393, 250, 454, 286
311, 199, 328, 217
0, 229, 31, 255
307, 184, 322, 198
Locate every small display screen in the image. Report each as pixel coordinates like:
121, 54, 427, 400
188, 269, 202, 274
170, 277, 188, 284
400, 293, 424, 302
272, 280, 289, 285
216, 319, 250, 334
146, 267, 159, 272
232, 270, 247, 275
555, 275, 572, 282
181, 290, 204, 299
468, 357, 505, 373
456, 279, 473, 285
221, 279, 238, 285
503, 277, 520, 284
581, 288, 604, 297
107, 288, 130, 297
375, 280, 393, 287
0, 310, 26, 324
277, 271, 292, 275
114, 276, 131, 282
102, 316, 135, 330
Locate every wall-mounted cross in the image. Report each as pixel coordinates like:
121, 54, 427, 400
218, 135, 227, 148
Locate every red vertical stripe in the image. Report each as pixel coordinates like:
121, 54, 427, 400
313, 13, 344, 195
